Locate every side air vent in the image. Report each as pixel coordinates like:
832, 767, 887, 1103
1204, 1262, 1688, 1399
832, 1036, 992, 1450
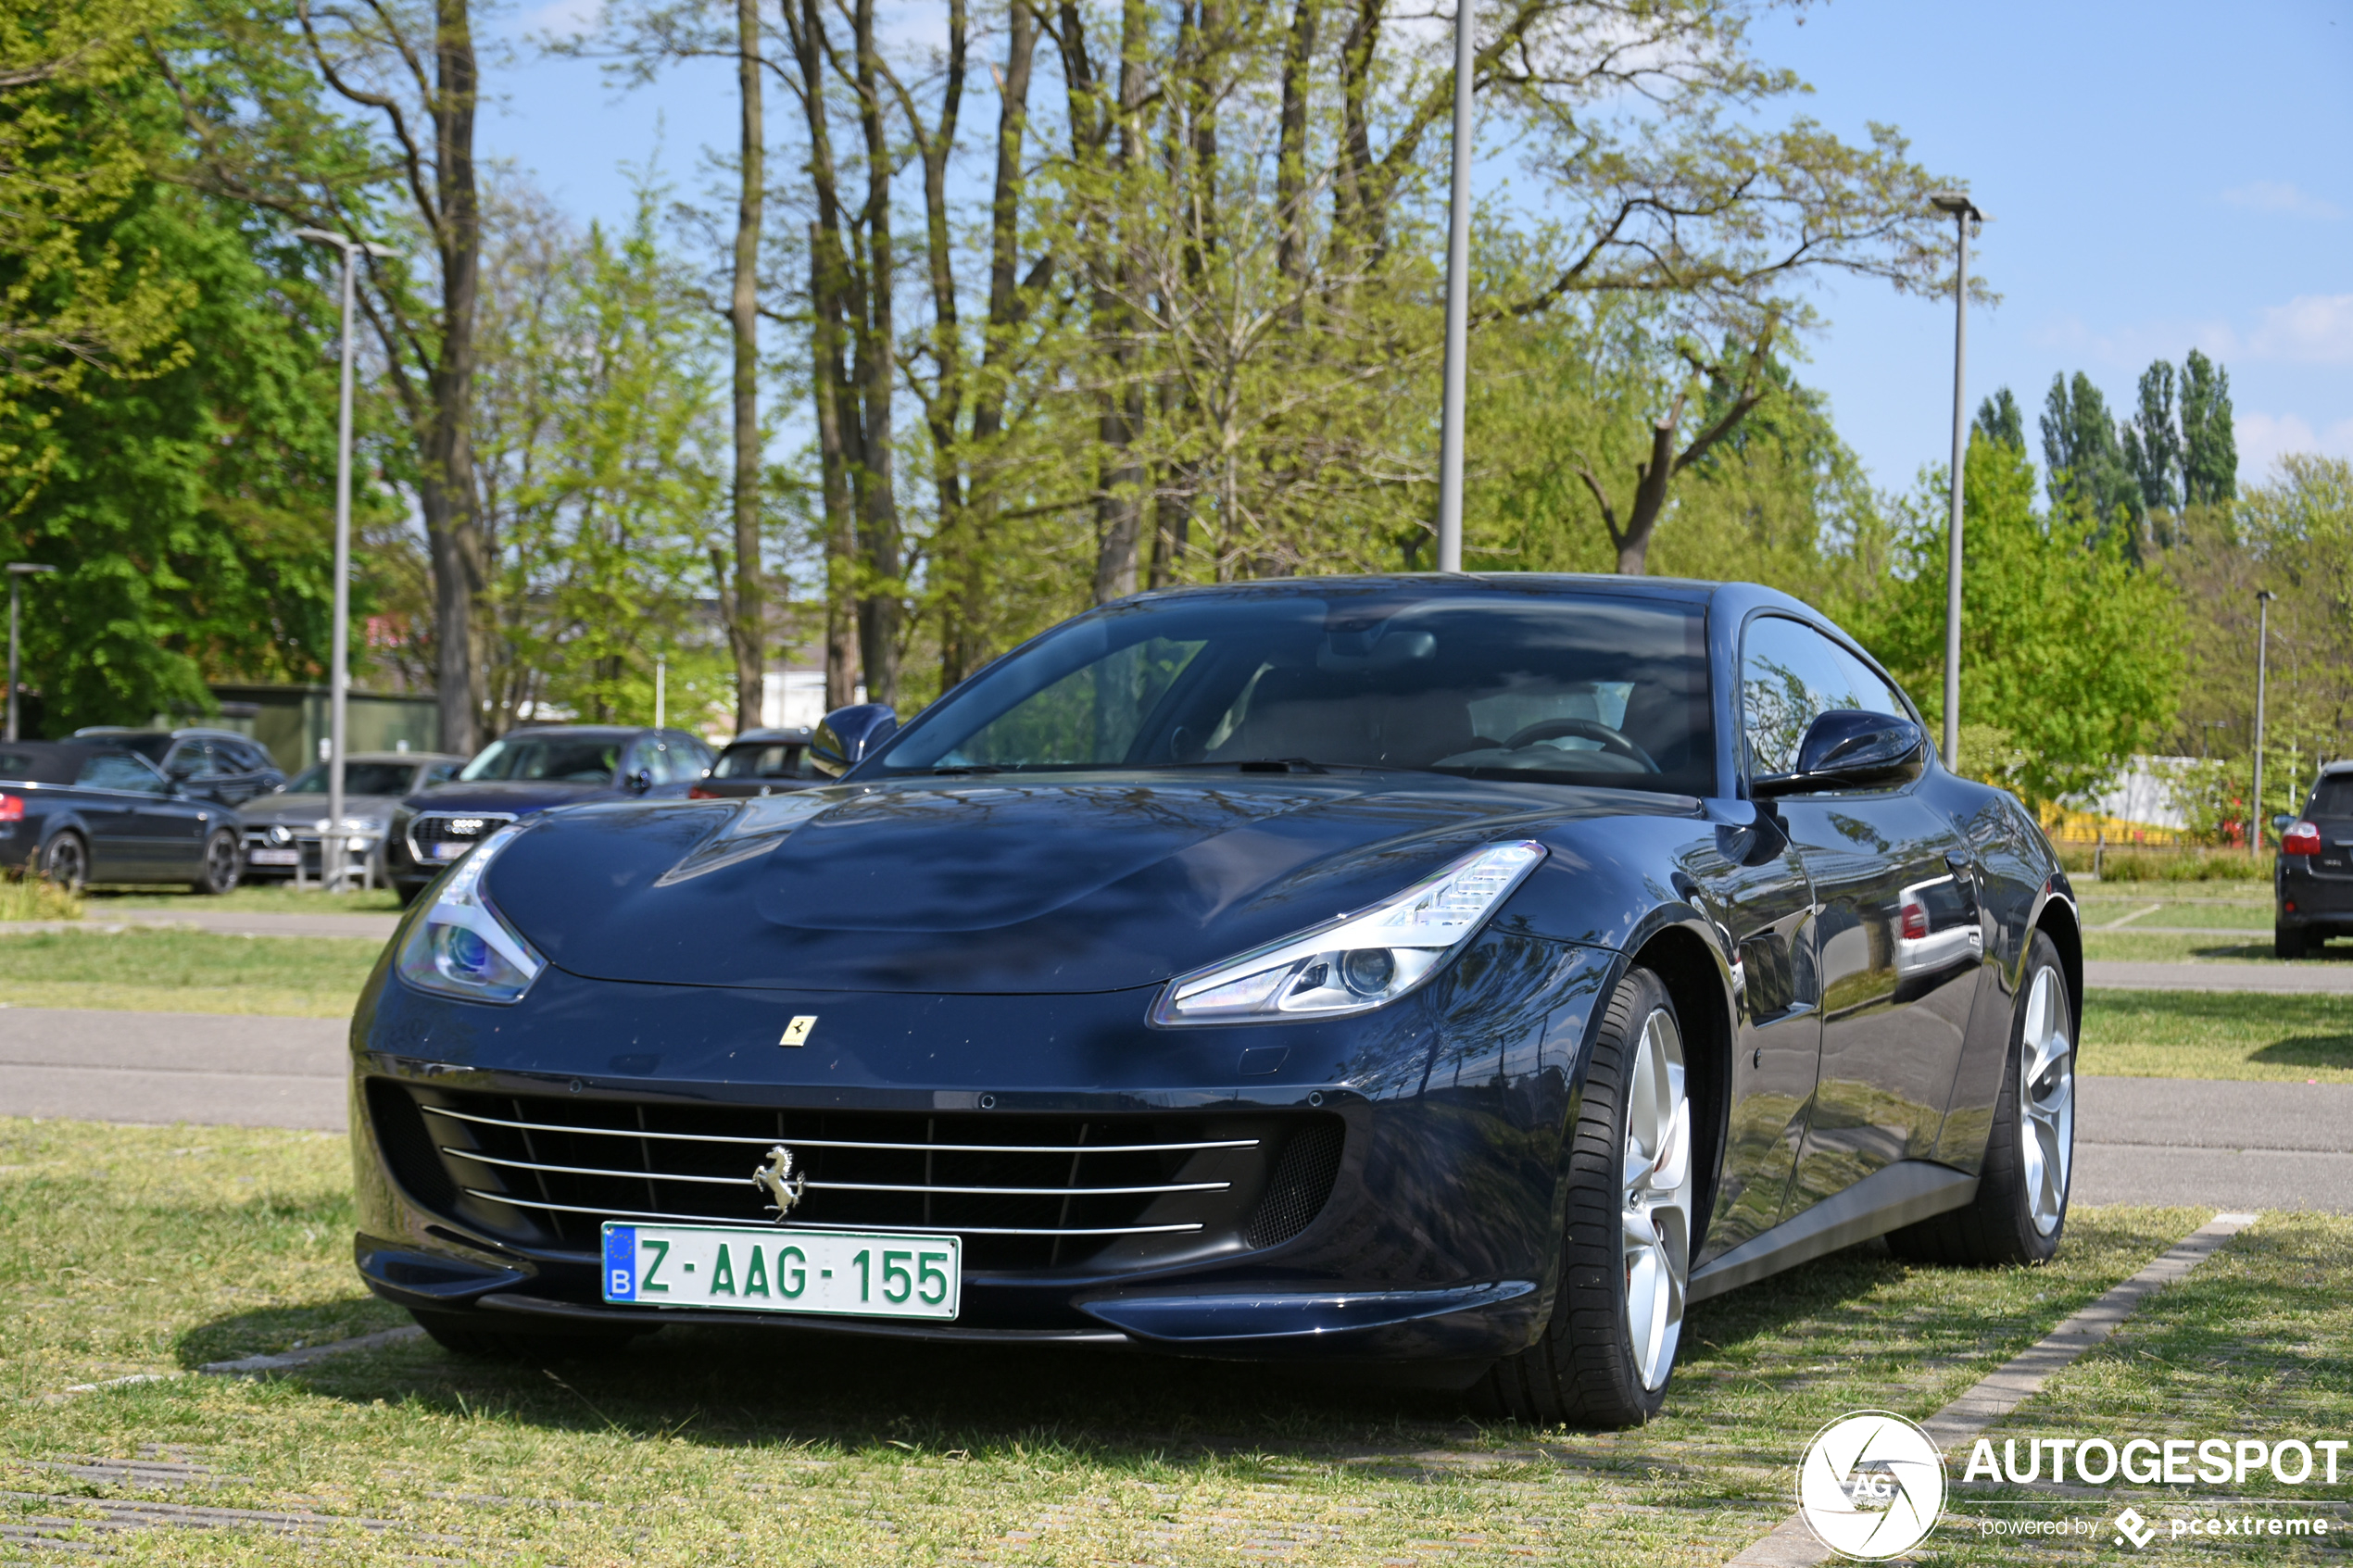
366, 1079, 459, 1210
1245, 1120, 1345, 1248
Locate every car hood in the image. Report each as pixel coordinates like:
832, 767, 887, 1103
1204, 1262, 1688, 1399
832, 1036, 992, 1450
402, 780, 613, 814
484, 773, 1683, 994
242, 793, 403, 826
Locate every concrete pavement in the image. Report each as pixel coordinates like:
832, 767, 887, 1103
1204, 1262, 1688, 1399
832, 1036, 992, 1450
2084, 959, 2353, 993
2071, 1074, 2353, 1213
0, 1007, 347, 1131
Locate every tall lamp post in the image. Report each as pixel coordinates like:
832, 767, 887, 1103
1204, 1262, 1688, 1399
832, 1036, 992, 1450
1928, 190, 1984, 771
6, 562, 58, 742
295, 227, 395, 890
2253, 588, 2276, 858
1433, 0, 1477, 573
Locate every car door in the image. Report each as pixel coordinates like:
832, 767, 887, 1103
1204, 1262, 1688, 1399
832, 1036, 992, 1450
1740, 614, 1983, 1223
68, 754, 170, 877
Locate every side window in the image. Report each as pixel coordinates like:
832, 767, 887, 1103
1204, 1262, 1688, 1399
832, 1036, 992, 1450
173, 742, 225, 780
78, 754, 170, 795
1742, 617, 1865, 778
1818, 643, 1909, 723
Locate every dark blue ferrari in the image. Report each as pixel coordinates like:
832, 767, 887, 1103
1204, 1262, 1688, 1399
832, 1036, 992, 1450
349, 575, 2080, 1427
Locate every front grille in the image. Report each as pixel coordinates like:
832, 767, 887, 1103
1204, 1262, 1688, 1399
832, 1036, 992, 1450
405, 811, 515, 864
368, 1082, 1345, 1272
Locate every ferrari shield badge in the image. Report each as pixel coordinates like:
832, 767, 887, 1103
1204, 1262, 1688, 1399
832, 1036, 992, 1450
779, 1014, 817, 1047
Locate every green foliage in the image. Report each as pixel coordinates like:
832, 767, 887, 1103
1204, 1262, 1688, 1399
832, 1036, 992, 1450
1863, 435, 2183, 806
1972, 388, 2024, 451
2038, 370, 2137, 533
473, 188, 732, 730
3, 162, 349, 730
2180, 347, 2238, 506
2122, 359, 2181, 517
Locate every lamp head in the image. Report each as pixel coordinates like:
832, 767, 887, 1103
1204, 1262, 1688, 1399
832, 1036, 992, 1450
6, 562, 57, 577
1928, 190, 1987, 222
2258, 589, 2279, 603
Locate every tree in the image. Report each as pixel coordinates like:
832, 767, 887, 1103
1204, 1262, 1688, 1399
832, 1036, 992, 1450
1973, 387, 2024, 451
1865, 435, 2182, 806
2181, 347, 2237, 505
2038, 370, 2136, 533
2122, 358, 2180, 519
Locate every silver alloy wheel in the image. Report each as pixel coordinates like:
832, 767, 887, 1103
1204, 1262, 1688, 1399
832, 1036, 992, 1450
1621, 1006, 1692, 1391
2019, 966, 2074, 1236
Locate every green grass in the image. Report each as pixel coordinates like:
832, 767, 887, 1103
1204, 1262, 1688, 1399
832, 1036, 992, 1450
0, 874, 83, 922
2060, 847, 2275, 883
2082, 990, 2353, 1082
89, 884, 403, 915
0, 928, 381, 1017
6, 1118, 2344, 1563
2079, 894, 2276, 933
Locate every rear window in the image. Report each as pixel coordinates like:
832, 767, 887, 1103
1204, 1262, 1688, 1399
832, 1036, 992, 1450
2309, 778, 2353, 819
713, 743, 811, 781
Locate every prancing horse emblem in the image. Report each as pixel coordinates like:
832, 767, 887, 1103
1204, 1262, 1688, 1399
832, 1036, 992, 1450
751, 1144, 808, 1221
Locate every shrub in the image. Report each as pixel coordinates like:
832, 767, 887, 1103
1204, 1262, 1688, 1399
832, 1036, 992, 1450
0, 872, 84, 921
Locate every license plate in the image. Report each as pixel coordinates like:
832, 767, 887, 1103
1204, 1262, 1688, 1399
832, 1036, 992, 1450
247, 847, 300, 866
430, 842, 471, 860
600, 1222, 960, 1321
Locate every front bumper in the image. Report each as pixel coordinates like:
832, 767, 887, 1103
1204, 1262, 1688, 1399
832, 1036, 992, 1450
349, 930, 1620, 1361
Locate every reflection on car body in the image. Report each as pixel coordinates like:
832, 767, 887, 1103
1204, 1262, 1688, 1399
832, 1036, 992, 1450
349, 575, 2082, 1428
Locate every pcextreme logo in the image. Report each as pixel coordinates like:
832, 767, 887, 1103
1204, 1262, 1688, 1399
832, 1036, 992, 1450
1796, 1411, 1947, 1560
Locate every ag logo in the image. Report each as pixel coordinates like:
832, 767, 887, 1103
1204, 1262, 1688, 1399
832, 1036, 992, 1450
1796, 1411, 1946, 1560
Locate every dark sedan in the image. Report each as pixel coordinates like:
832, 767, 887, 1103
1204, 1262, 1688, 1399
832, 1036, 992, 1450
385, 725, 715, 905
688, 727, 821, 799
0, 741, 244, 892
2274, 762, 2353, 956
349, 576, 2080, 1428
70, 726, 285, 806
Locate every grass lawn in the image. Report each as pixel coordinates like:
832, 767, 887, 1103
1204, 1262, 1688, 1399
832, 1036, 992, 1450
2082, 990, 2353, 1082
2080, 930, 2347, 964
5, 1117, 2346, 1562
90, 884, 404, 915
2079, 892, 2275, 933
0, 928, 382, 1017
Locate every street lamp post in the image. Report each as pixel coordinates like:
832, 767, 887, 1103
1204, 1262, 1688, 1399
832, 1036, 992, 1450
1928, 191, 1984, 772
1433, 0, 1477, 573
295, 227, 394, 890
2253, 588, 2277, 858
6, 562, 58, 742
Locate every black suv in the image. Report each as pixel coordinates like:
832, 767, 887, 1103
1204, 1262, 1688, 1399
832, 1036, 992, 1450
72, 726, 286, 807
2275, 762, 2353, 957
385, 725, 715, 905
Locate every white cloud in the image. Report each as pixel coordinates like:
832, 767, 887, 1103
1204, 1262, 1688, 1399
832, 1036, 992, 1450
524, 0, 601, 43
2221, 181, 2346, 220
2237, 411, 2353, 478
2249, 295, 2353, 365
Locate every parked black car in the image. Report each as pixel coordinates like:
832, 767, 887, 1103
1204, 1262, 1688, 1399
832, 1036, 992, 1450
385, 726, 716, 905
242, 751, 466, 883
350, 576, 2081, 1428
71, 726, 286, 807
0, 740, 244, 892
2273, 761, 2353, 956
689, 727, 821, 799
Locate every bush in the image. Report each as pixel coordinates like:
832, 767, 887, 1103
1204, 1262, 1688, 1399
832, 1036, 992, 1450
2055, 847, 2271, 882
0, 872, 84, 920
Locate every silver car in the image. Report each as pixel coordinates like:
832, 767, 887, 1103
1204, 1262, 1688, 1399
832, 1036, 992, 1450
242, 752, 464, 883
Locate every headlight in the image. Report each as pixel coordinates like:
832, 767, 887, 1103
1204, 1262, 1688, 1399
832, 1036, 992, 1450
394, 820, 545, 1004
1151, 840, 1546, 1025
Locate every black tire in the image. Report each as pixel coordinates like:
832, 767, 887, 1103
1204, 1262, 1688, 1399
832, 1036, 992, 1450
39, 831, 88, 893
192, 829, 242, 896
1889, 930, 2073, 1267
2276, 924, 2309, 960
1473, 966, 1694, 1429
410, 1308, 647, 1360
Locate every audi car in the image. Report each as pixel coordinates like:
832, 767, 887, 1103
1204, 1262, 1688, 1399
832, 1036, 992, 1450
348, 576, 2080, 1427
384, 726, 715, 905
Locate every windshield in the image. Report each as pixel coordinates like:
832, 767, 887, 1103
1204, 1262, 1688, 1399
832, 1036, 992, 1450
713, 742, 810, 780
458, 735, 623, 784
873, 586, 1714, 795
283, 762, 417, 795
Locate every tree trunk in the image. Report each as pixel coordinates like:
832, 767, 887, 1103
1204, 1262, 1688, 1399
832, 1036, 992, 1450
428, 0, 484, 752
1087, 0, 1151, 606
849, 0, 900, 705
725, 0, 765, 734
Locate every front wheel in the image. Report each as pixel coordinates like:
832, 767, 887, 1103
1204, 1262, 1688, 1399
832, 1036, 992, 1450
1889, 930, 2074, 1266
192, 829, 242, 895
1474, 966, 1695, 1428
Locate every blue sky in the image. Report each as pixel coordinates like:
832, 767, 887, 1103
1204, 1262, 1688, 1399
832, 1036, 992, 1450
480, 0, 2353, 497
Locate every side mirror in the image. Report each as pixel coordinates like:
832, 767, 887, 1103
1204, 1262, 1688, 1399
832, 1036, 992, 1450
1753, 710, 1927, 798
624, 769, 653, 794
2272, 813, 2296, 834
810, 703, 900, 779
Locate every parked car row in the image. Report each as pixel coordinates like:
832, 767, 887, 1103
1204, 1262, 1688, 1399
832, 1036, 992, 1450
2, 720, 824, 896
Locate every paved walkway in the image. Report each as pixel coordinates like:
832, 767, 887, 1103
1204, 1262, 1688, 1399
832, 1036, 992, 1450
0, 909, 398, 941
2085, 959, 2353, 993
0, 1008, 347, 1131
2073, 1075, 2353, 1212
